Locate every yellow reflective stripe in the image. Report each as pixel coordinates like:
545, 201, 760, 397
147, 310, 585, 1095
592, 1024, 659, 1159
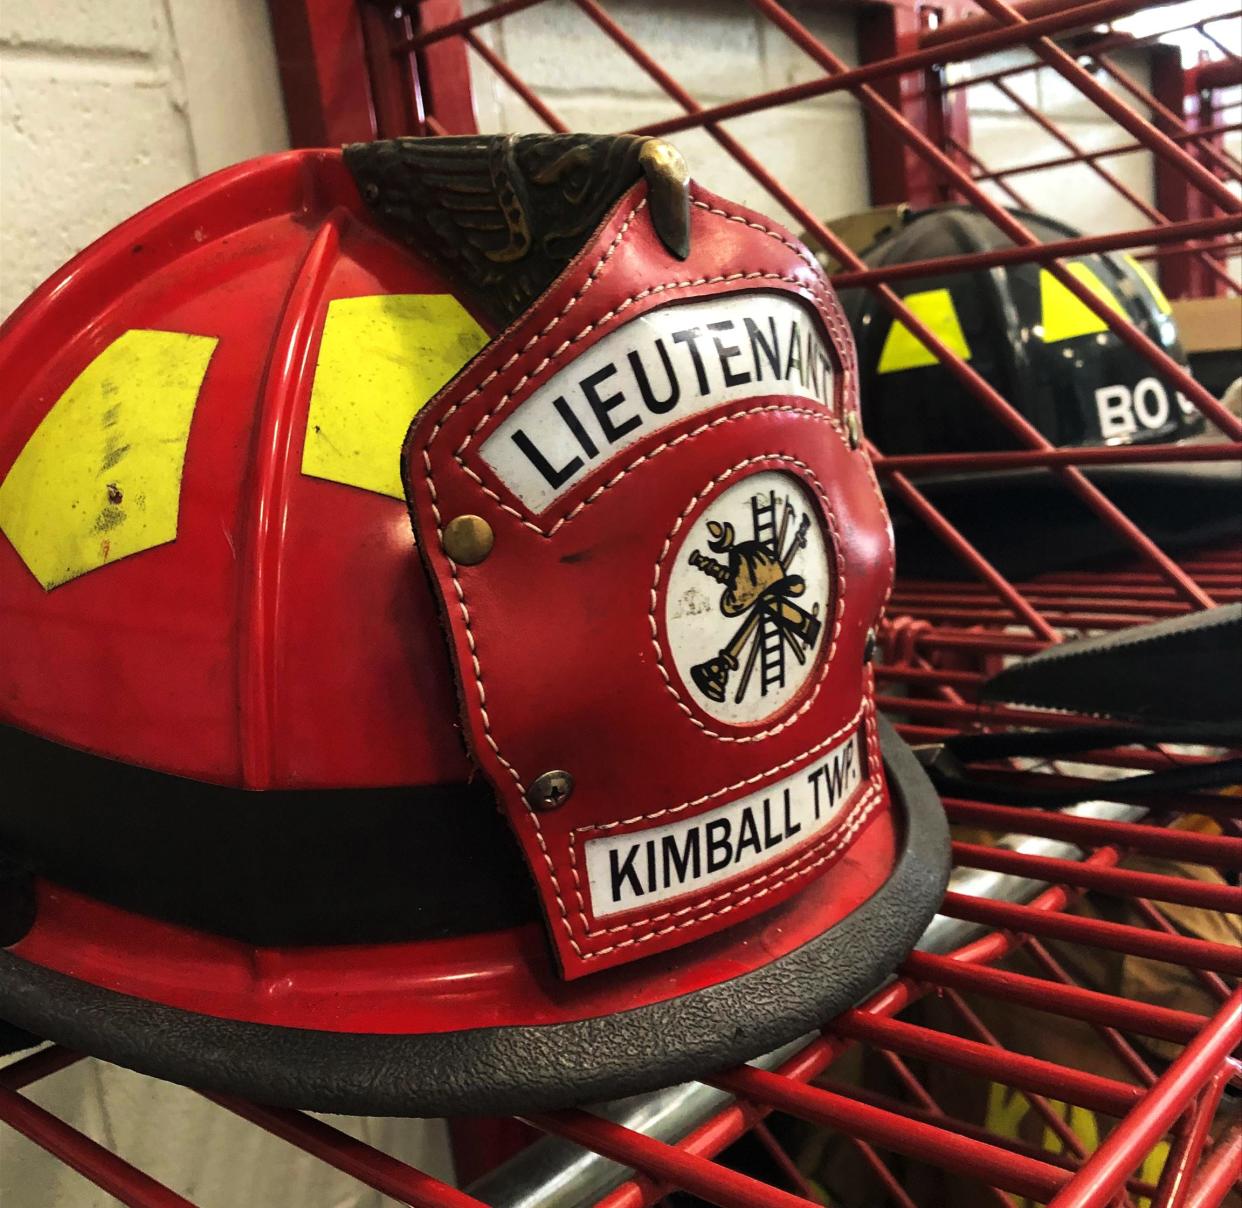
986, 1080, 1171, 1208
876, 287, 973, 374
301, 294, 488, 499
1123, 253, 1173, 315
1039, 262, 1125, 343
0, 329, 216, 591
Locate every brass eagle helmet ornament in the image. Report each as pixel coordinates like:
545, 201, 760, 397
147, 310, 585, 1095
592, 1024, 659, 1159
0, 132, 948, 1115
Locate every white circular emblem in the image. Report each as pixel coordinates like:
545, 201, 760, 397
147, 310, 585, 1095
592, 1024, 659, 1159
663, 470, 832, 727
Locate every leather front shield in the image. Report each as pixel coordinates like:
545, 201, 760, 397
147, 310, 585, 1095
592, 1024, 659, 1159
404, 183, 894, 978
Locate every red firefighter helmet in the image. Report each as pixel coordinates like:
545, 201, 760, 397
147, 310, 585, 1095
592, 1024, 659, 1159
0, 135, 947, 1114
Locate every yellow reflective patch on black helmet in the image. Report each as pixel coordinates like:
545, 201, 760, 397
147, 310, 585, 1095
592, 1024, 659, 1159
0, 329, 217, 590
876, 287, 973, 374
1038, 263, 1125, 344
301, 294, 488, 499
1122, 254, 1173, 316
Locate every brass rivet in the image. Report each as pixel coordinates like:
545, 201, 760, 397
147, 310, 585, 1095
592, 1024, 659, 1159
528, 770, 574, 811
443, 514, 494, 565
846, 411, 862, 451
863, 627, 878, 663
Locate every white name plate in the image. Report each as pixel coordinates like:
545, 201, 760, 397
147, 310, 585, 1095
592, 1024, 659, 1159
480, 293, 835, 513
585, 726, 864, 918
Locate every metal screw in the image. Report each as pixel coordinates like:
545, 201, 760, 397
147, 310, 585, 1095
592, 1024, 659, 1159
443, 514, 495, 566
863, 627, 878, 664
845, 411, 862, 450
528, 770, 574, 811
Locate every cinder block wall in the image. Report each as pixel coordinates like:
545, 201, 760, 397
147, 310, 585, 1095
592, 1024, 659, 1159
468, 0, 873, 235
2, 0, 1187, 327
0, 0, 289, 320
966, 45, 1161, 231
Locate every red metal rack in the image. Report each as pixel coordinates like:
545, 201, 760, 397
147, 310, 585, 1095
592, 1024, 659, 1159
4, 1, 1241, 1204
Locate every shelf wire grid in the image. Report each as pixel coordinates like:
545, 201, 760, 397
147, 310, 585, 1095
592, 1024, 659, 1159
5, 0, 1242, 1204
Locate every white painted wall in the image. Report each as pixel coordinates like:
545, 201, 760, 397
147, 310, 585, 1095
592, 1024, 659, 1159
0, 0, 290, 321
966, 48, 1161, 235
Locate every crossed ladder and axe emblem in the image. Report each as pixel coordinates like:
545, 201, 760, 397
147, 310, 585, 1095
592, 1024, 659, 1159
688, 490, 823, 706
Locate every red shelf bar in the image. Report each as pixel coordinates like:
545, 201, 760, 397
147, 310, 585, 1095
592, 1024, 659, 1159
0, 1086, 197, 1208
1047, 991, 1242, 1208
902, 950, 1210, 1043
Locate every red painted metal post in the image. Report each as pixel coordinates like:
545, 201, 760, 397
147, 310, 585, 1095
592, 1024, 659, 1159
359, 3, 421, 137
410, 0, 479, 134
1152, 45, 1214, 298
265, 0, 376, 145
859, 2, 971, 207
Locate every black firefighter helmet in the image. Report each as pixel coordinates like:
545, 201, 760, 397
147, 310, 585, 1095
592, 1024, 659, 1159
837, 204, 1205, 455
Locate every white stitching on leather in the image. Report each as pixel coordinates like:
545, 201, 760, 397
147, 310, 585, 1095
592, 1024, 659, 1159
582, 698, 865, 834
564, 706, 883, 947
690, 200, 823, 274
421, 191, 879, 961
571, 791, 881, 942
449, 272, 841, 538
458, 403, 841, 540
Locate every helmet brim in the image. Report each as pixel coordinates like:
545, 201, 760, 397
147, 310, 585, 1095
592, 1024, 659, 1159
0, 716, 946, 1116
